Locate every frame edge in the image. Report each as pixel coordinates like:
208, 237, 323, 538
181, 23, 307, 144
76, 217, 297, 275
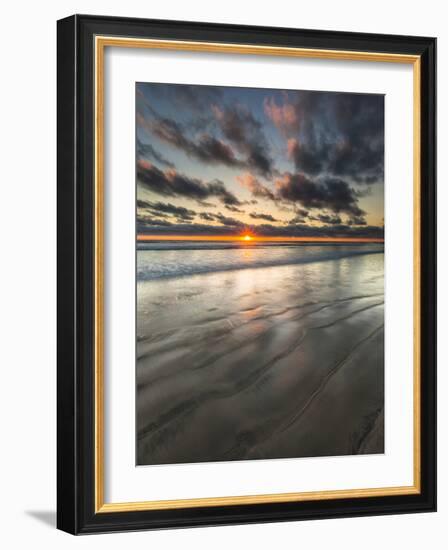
57, 14, 79, 535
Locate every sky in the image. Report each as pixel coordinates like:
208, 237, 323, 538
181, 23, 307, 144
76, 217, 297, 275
136, 82, 384, 240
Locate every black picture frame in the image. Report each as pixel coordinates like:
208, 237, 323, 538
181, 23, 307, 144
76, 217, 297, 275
57, 14, 436, 534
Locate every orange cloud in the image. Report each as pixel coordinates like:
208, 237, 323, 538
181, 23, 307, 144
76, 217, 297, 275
137, 159, 153, 170
236, 172, 275, 201
287, 138, 299, 158
211, 104, 223, 121
264, 97, 298, 135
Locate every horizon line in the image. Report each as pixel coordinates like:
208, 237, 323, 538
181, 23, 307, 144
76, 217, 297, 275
137, 235, 384, 243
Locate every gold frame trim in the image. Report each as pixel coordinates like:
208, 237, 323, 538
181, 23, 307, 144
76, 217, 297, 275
94, 36, 422, 513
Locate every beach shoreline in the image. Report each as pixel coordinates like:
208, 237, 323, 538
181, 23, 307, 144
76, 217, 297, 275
136, 247, 384, 466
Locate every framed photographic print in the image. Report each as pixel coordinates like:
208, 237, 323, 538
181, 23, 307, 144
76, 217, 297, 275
57, 14, 436, 534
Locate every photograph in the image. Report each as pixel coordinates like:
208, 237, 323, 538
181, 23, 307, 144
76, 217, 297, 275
135, 82, 385, 466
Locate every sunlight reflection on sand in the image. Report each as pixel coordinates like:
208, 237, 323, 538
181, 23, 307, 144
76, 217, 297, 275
136, 252, 384, 465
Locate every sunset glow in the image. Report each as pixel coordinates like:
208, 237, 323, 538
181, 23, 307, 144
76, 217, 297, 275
137, 234, 384, 243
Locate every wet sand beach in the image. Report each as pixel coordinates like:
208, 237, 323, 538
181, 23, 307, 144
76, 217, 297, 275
136, 245, 384, 465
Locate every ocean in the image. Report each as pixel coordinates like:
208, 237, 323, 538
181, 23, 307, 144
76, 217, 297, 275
137, 241, 384, 281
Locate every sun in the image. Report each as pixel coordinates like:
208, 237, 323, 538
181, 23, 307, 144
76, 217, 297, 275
242, 234, 252, 241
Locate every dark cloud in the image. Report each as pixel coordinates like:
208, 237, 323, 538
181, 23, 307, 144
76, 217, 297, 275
137, 109, 244, 170
198, 212, 244, 227
137, 200, 172, 219
137, 160, 243, 206
195, 135, 242, 166
138, 93, 276, 177
310, 213, 343, 225
236, 173, 276, 201
354, 187, 373, 198
207, 180, 244, 206
252, 223, 383, 239
137, 139, 174, 168
288, 215, 306, 225
347, 215, 368, 226
196, 200, 216, 208
139, 100, 276, 176
276, 173, 366, 220
287, 138, 325, 176
145, 114, 244, 169
213, 214, 245, 227
137, 199, 151, 209
225, 204, 245, 213
213, 105, 274, 177
137, 220, 384, 239
138, 221, 240, 236
140, 201, 197, 221
253, 223, 382, 239
137, 217, 173, 229
266, 91, 384, 184
199, 212, 216, 222
295, 208, 309, 218
288, 206, 309, 224
249, 212, 279, 222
